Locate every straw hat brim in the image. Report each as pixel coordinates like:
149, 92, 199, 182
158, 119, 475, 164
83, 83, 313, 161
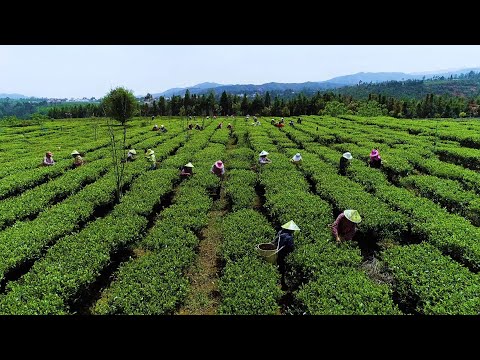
344, 210, 362, 223
281, 220, 300, 231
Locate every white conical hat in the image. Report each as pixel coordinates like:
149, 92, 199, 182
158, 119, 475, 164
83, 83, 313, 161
184, 162, 194, 168
129, 149, 137, 155
292, 153, 302, 161
344, 209, 362, 223
281, 220, 300, 231
259, 150, 269, 156
71, 150, 80, 156
145, 149, 154, 156
342, 152, 353, 160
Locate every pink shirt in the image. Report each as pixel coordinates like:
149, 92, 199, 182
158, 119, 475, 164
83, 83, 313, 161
211, 165, 224, 176
43, 156, 55, 165
331, 212, 357, 240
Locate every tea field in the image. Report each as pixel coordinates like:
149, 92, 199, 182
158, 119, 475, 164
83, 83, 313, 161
0, 115, 479, 315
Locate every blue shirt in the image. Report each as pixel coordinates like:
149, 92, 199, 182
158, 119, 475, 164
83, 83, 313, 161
274, 230, 294, 252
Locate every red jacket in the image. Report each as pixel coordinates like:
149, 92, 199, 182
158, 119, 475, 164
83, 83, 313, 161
331, 212, 357, 240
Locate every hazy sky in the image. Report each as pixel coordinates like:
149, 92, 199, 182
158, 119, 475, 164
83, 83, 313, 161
1, 45, 480, 98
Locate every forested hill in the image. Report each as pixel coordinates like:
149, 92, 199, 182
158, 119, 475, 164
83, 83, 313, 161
334, 71, 480, 99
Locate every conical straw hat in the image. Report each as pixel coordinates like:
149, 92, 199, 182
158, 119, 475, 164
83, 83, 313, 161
344, 209, 362, 223
281, 220, 300, 231
292, 153, 302, 161
342, 152, 353, 160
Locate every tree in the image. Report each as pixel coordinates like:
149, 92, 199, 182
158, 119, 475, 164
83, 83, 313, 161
220, 91, 229, 115
184, 89, 192, 115
324, 100, 347, 117
102, 87, 137, 203
206, 92, 216, 116
272, 96, 281, 116
170, 95, 182, 115
240, 94, 249, 115
356, 100, 387, 117
264, 91, 271, 108
281, 105, 290, 117
158, 96, 166, 116
251, 93, 264, 115
179, 105, 186, 117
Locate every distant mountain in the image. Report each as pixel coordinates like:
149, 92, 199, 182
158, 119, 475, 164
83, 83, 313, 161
323, 72, 421, 85
192, 82, 224, 89
151, 67, 480, 98
149, 72, 429, 98
410, 67, 480, 76
153, 81, 345, 98
0, 93, 28, 99
319, 68, 480, 85
153, 82, 224, 98
335, 70, 480, 100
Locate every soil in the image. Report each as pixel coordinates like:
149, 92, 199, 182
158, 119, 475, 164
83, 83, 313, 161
177, 201, 226, 315
177, 137, 237, 315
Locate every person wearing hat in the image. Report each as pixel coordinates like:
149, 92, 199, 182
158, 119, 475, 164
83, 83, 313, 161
217, 122, 223, 129
160, 124, 167, 133
297, 117, 302, 124
331, 209, 361, 243
259, 150, 272, 165
227, 123, 232, 129
188, 123, 193, 130
195, 123, 202, 130
339, 152, 353, 176
71, 150, 84, 167
43, 151, 55, 166
180, 162, 194, 177
291, 153, 302, 165
126, 149, 137, 162
289, 120, 294, 126
151, 115, 155, 121
145, 149, 156, 170
270, 118, 276, 125
272, 220, 300, 286
369, 148, 382, 168
211, 160, 225, 177
152, 124, 159, 131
